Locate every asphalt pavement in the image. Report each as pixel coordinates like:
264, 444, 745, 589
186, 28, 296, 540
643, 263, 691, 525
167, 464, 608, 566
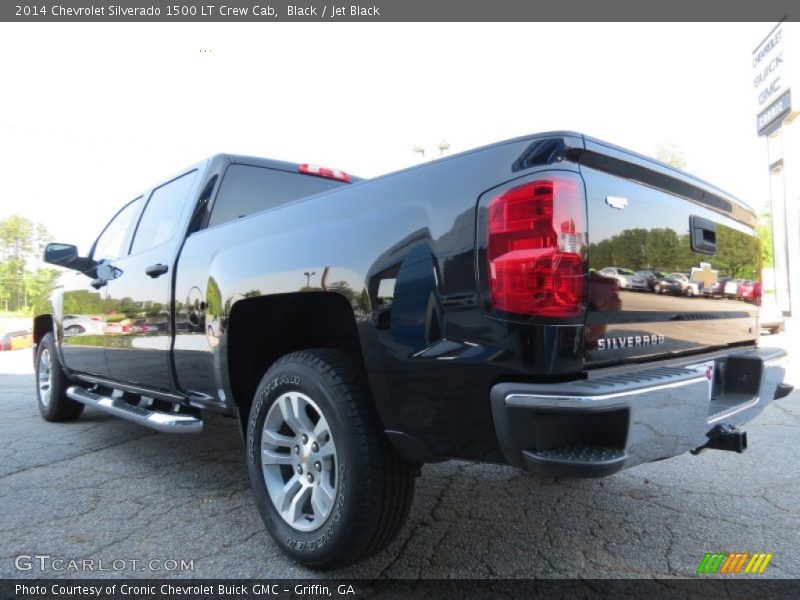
1, 337, 798, 579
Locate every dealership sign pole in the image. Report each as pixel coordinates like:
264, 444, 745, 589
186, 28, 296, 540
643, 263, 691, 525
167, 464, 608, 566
754, 20, 800, 322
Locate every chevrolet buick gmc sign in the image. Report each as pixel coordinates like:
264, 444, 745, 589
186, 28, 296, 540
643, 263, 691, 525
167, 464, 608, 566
753, 22, 792, 135
757, 90, 792, 136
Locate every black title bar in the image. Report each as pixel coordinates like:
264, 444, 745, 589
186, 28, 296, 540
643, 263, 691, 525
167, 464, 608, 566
5, 579, 800, 600
1, 0, 797, 22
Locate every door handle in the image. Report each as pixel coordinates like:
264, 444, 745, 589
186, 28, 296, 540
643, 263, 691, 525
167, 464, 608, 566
690, 215, 717, 256
145, 263, 169, 278
90, 278, 107, 289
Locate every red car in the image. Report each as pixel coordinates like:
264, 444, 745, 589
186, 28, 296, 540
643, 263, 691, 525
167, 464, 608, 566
738, 280, 762, 304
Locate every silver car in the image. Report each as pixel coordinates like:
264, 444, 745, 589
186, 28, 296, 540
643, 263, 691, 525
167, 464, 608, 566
63, 315, 105, 336
598, 267, 648, 291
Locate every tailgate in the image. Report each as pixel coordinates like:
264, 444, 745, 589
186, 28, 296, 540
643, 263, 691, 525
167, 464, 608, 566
580, 138, 760, 367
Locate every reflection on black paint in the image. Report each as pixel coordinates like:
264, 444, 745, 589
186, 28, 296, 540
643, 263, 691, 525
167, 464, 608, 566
588, 225, 760, 280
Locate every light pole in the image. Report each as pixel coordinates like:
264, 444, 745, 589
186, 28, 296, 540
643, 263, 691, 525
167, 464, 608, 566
304, 271, 315, 288
412, 141, 450, 161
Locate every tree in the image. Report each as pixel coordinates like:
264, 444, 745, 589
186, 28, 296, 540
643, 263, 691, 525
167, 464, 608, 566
756, 210, 773, 268
0, 215, 56, 312
645, 228, 681, 271
655, 142, 687, 170
0, 216, 34, 261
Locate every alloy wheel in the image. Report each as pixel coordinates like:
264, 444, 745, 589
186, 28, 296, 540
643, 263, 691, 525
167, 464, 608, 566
261, 392, 338, 532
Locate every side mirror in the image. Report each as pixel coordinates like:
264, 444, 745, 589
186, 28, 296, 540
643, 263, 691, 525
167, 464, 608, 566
44, 243, 96, 273
44, 243, 79, 267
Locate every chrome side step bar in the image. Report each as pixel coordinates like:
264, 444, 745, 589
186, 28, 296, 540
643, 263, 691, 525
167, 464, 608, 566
66, 386, 203, 433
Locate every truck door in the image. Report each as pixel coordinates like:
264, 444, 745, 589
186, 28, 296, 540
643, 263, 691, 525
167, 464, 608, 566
60, 198, 142, 378
104, 170, 199, 391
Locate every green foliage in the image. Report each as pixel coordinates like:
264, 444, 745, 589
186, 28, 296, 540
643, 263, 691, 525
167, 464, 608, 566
0, 215, 56, 313
755, 210, 773, 268
588, 225, 760, 279
358, 288, 370, 312
655, 142, 688, 170
62, 289, 106, 315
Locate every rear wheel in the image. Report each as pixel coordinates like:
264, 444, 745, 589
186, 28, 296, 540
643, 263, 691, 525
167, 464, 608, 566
36, 333, 84, 422
246, 349, 417, 569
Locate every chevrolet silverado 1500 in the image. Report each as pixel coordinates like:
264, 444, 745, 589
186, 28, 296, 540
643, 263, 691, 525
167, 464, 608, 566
33, 132, 791, 568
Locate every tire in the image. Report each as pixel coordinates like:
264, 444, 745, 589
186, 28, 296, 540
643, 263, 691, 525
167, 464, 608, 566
35, 333, 84, 422
246, 349, 417, 570
686, 287, 694, 297
654, 284, 661, 294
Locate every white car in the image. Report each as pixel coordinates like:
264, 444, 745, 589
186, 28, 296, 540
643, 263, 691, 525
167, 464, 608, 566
63, 315, 105, 336
724, 279, 746, 298
598, 267, 648, 291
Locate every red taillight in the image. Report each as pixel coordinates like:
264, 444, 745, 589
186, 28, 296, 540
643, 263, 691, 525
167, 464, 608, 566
486, 175, 586, 317
298, 163, 350, 183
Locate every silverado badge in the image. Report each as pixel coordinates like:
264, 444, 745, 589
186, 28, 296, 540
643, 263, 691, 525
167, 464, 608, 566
597, 334, 666, 350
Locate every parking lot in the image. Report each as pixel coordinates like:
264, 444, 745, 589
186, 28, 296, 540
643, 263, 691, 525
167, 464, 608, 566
1, 335, 798, 579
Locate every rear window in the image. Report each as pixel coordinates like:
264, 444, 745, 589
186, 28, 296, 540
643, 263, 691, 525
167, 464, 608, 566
208, 164, 346, 228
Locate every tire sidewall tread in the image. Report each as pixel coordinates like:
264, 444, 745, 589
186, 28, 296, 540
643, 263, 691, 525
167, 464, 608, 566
35, 333, 83, 422
246, 348, 414, 570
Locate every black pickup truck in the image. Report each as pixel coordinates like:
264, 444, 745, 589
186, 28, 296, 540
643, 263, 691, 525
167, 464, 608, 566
34, 132, 791, 569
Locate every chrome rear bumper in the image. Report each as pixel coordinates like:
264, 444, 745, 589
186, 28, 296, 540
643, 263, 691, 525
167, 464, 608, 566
491, 347, 789, 477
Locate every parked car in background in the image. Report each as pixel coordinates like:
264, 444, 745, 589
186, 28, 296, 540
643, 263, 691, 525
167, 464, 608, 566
702, 276, 731, 298
63, 315, 105, 336
635, 270, 665, 292
666, 272, 701, 297
598, 267, 648, 291
0, 329, 33, 351
759, 301, 784, 334
653, 274, 684, 295
725, 279, 746, 299
739, 280, 762, 304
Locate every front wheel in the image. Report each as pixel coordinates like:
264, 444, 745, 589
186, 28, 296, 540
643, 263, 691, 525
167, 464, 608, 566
36, 333, 84, 422
246, 349, 417, 569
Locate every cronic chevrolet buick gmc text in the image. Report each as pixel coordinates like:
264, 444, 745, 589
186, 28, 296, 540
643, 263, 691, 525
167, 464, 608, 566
33, 133, 792, 568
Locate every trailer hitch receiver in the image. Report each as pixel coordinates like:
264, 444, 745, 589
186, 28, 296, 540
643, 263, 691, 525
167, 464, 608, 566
691, 423, 747, 455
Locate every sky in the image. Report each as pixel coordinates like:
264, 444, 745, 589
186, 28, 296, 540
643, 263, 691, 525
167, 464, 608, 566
0, 22, 787, 255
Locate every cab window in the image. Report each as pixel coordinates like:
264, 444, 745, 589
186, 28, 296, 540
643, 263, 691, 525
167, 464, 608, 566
91, 198, 142, 262
207, 164, 344, 228
130, 170, 198, 254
